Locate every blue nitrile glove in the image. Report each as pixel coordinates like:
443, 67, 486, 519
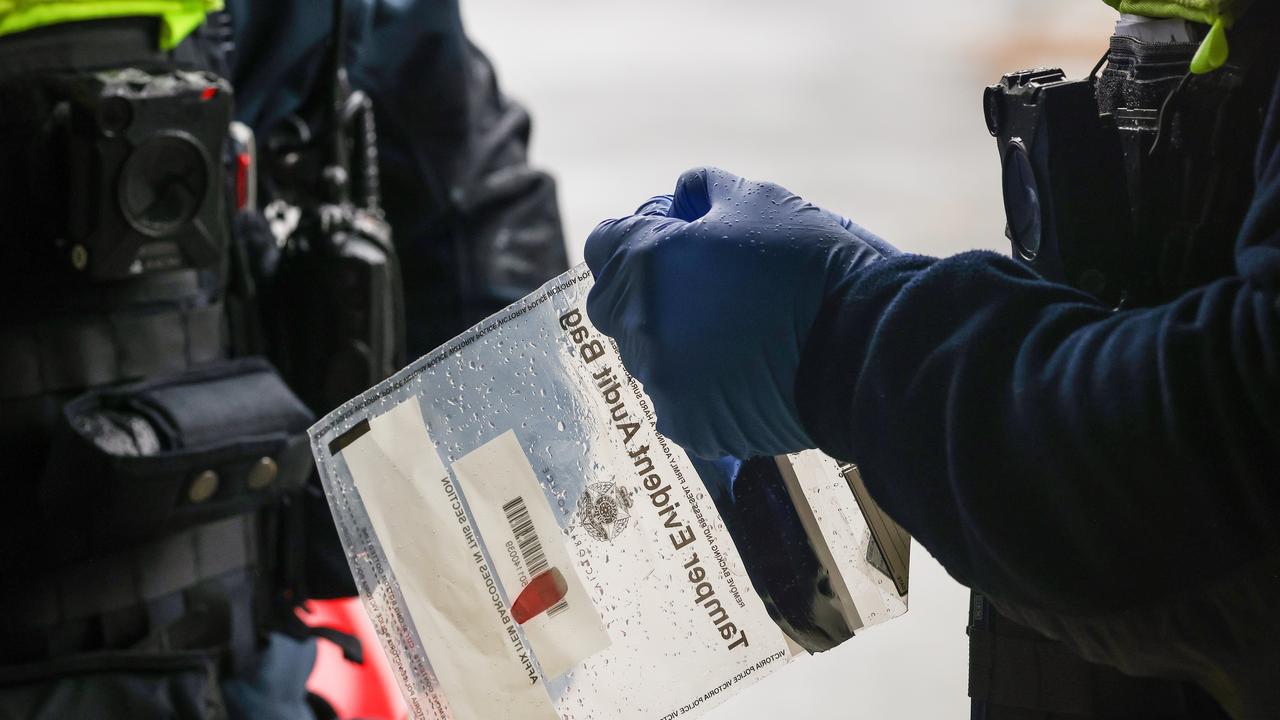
585, 167, 898, 461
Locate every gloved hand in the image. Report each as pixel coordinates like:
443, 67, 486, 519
585, 166, 898, 460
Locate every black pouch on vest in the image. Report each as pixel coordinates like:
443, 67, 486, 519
40, 358, 314, 561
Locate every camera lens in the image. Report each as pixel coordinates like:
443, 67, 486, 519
1001, 141, 1042, 259
119, 133, 208, 238
97, 97, 133, 135
983, 85, 1002, 137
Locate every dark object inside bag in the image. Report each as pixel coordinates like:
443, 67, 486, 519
694, 456, 855, 653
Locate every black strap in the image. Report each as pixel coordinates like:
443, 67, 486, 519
134, 580, 232, 655
0, 17, 164, 80
0, 515, 258, 665
305, 626, 363, 665
274, 599, 364, 665
0, 301, 227, 401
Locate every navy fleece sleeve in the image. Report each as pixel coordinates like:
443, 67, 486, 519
796, 80, 1280, 616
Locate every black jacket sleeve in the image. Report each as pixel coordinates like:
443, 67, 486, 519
795, 76, 1280, 616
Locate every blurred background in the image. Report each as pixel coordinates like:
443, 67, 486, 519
461, 1, 1116, 717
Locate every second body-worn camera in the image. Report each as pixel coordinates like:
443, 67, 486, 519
3, 67, 232, 281
984, 68, 1132, 305
65, 68, 233, 280
985, 27, 1268, 308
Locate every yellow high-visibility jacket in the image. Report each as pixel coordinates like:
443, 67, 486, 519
0, 0, 221, 49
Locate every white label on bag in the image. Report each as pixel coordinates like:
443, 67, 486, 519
451, 430, 611, 679
342, 399, 558, 720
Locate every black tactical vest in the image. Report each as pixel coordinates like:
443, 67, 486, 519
0, 17, 319, 715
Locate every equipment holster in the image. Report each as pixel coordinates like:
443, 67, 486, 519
39, 358, 314, 564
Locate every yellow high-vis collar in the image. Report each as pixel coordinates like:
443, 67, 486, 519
1103, 0, 1254, 74
0, 0, 223, 49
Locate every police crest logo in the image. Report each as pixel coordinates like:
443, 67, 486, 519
577, 481, 632, 541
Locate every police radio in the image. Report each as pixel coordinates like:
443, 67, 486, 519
259, 0, 406, 415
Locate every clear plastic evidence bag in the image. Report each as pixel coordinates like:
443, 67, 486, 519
309, 265, 910, 720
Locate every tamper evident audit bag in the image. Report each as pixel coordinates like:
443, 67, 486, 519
309, 265, 910, 720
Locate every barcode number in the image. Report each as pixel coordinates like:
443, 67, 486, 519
503, 496, 569, 618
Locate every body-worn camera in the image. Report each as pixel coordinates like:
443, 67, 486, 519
984, 68, 1132, 305
985, 28, 1268, 308
2, 68, 232, 281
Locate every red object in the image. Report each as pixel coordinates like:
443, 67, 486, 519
303, 598, 408, 720
511, 568, 568, 625
200, 86, 218, 101
234, 152, 251, 210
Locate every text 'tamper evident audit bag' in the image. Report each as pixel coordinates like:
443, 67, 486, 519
308, 265, 911, 720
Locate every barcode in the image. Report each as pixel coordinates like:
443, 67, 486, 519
503, 496, 569, 619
